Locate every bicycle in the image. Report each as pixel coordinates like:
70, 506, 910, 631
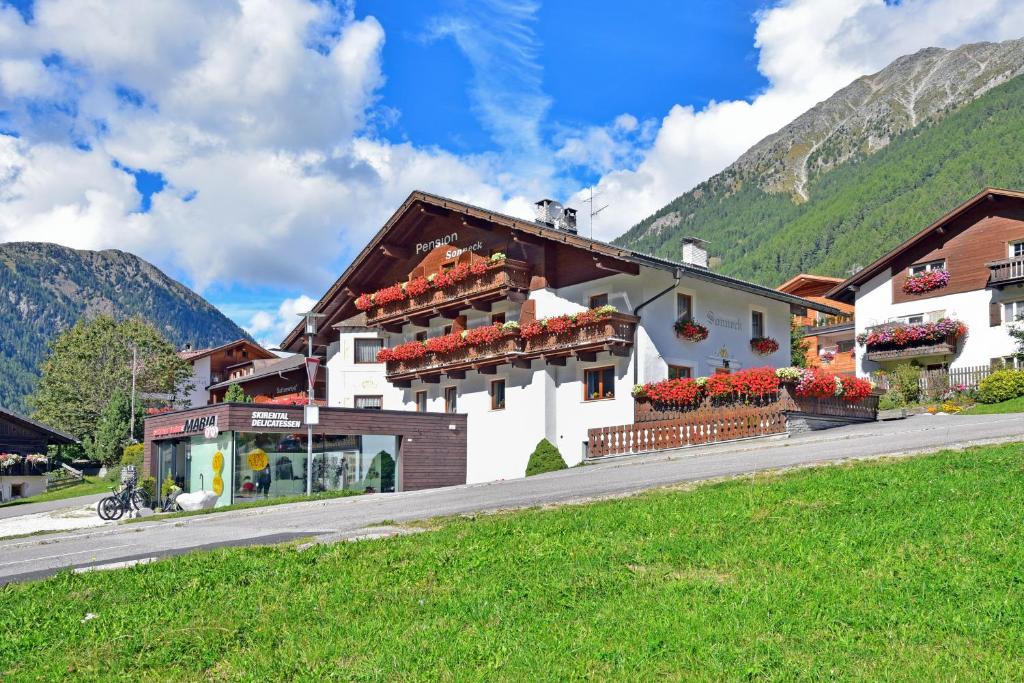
96, 466, 149, 520
97, 482, 149, 520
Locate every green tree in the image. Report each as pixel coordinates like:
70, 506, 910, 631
223, 384, 251, 403
526, 439, 567, 477
30, 315, 193, 449
790, 320, 809, 368
89, 391, 142, 466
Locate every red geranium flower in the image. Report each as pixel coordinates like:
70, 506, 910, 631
405, 277, 429, 297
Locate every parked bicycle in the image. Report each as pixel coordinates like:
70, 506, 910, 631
96, 465, 149, 520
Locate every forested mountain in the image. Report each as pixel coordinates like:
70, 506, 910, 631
614, 38, 1024, 285
0, 243, 249, 412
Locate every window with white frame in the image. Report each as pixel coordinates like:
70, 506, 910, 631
676, 293, 693, 321
909, 259, 945, 275
354, 338, 384, 364
1012, 241, 1024, 258
1004, 300, 1024, 324
751, 310, 765, 338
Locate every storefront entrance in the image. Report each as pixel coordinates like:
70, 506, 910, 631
145, 404, 467, 506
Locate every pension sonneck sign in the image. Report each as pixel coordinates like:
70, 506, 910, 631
415, 232, 485, 260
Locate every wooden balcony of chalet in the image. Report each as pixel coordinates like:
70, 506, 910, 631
366, 259, 532, 331
987, 255, 1024, 289
386, 312, 639, 385
862, 322, 959, 362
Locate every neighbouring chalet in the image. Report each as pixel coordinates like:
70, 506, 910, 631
280, 191, 839, 483
179, 339, 278, 406
777, 274, 856, 374
207, 353, 327, 405
0, 407, 78, 501
178, 338, 327, 406
829, 188, 1024, 376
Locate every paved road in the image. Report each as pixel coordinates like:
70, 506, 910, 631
2, 414, 1022, 585
0, 492, 106, 520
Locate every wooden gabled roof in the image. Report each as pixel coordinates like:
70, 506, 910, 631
177, 339, 275, 363
281, 191, 842, 352
826, 187, 1024, 302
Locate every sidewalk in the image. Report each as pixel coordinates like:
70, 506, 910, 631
0, 492, 107, 521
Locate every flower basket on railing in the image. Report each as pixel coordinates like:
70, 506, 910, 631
673, 319, 709, 342
856, 318, 967, 351
750, 337, 779, 355
355, 253, 510, 315
902, 269, 949, 294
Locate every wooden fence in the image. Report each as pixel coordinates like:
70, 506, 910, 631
587, 403, 787, 458
590, 386, 877, 459
871, 365, 991, 396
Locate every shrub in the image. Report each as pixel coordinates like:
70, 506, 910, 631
890, 364, 922, 404
977, 369, 1024, 404
120, 443, 144, 469
525, 439, 567, 477
877, 390, 906, 411
140, 476, 156, 502
161, 475, 178, 497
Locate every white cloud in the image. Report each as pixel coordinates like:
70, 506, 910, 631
0, 0, 522, 298
574, 0, 1024, 240
246, 293, 317, 347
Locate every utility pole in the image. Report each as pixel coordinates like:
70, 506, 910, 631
299, 312, 324, 496
129, 345, 138, 443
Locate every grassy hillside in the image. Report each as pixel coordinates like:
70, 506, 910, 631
0, 243, 249, 412
3, 443, 1023, 680
616, 73, 1024, 286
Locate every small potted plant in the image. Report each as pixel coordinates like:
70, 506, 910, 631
750, 337, 779, 355
674, 319, 709, 342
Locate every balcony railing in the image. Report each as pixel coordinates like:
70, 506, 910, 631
863, 334, 959, 362
385, 312, 639, 383
366, 259, 532, 329
0, 461, 49, 477
987, 256, 1024, 288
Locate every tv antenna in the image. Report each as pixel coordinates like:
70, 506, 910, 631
580, 186, 608, 238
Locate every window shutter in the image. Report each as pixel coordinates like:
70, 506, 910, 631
990, 303, 1001, 327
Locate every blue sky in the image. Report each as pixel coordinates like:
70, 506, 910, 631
1, 0, 1021, 347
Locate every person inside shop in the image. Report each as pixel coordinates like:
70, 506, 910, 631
256, 467, 272, 497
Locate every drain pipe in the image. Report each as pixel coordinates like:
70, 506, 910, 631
631, 268, 682, 385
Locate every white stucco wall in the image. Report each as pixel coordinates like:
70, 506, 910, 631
348, 265, 797, 484
183, 356, 211, 407
326, 329, 394, 409
0, 475, 47, 501
854, 269, 1024, 376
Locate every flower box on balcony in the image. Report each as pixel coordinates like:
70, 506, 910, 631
384, 310, 639, 382
363, 258, 532, 327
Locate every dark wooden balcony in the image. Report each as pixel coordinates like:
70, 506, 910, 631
863, 334, 958, 362
987, 256, 1024, 288
366, 259, 532, 330
0, 460, 49, 477
386, 312, 639, 384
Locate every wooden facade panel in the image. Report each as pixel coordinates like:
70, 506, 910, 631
891, 201, 1024, 304
144, 405, 467, 492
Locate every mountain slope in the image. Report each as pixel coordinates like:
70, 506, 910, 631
614, 38, 1024, 284
0, 243, 249, 412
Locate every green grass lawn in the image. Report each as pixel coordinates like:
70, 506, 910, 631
0, 476, 109, 509
961, 395, 1024, 414
3, 444, 1024, 681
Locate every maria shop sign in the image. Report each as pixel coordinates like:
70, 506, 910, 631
152, 415, 218, 439
250, 411, 301, 429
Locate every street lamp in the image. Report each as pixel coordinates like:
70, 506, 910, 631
299, 311, 325, 496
